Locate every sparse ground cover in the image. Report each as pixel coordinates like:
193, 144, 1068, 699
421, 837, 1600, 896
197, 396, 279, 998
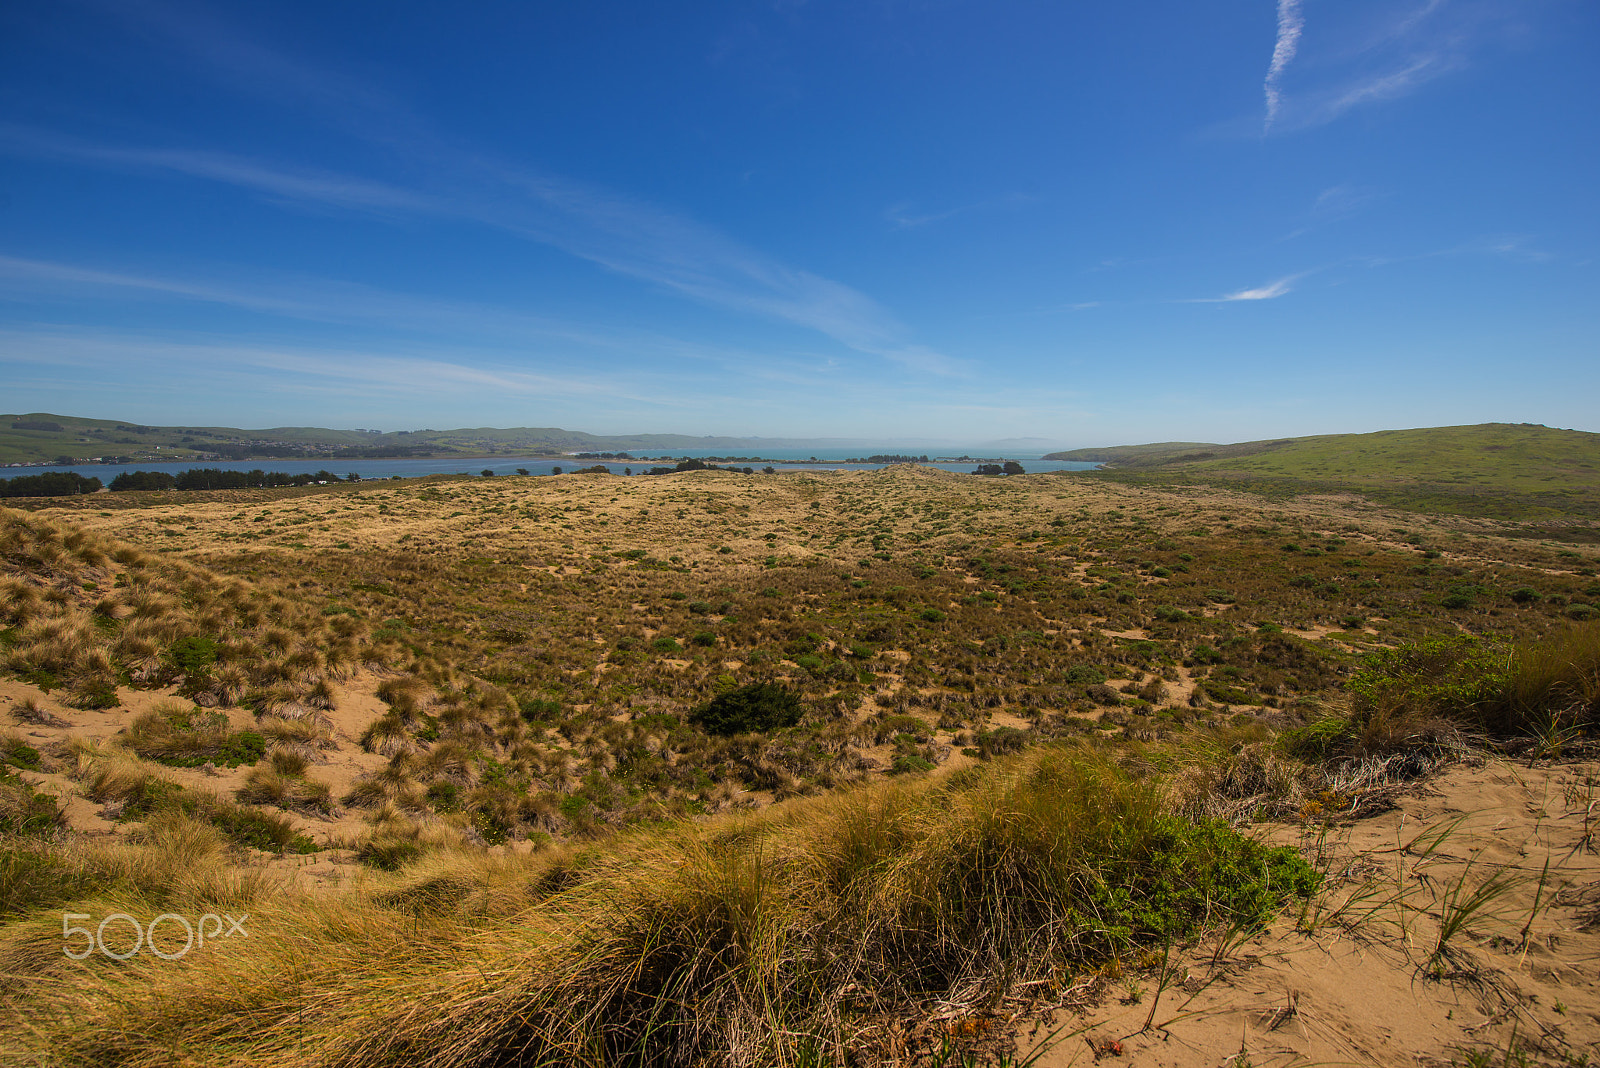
2, 462, 1600, 1064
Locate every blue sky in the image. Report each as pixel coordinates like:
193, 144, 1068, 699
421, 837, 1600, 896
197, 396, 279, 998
1, 0, 1595, 448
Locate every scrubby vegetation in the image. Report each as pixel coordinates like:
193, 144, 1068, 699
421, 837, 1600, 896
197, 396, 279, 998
5, 747, 1320, 1067
2, 456, 1598, 1064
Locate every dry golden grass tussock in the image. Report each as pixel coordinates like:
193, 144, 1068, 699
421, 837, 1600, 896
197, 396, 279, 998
7, 744, 1322, 1068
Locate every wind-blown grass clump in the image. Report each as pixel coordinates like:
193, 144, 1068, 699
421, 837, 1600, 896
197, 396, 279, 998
1283, 625, 1600, 762
10, 745, 1317, 1068
122, 701, 267, 768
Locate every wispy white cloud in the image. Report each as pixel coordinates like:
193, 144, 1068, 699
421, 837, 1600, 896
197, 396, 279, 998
0, 254, 899, 385
1305, 54, 1455, 126
1353, 233, 1556, 269
0, 124, 432, 213
0, 119, 967, 377
1281, 184, 1388, 240
884, 193, 1035, 230
0, 253, 630, 348
1186, 272, 1307, 303
0, 324, 664, 404
1263, 0, 1305, 131
1221, 276, 1297, 301
1311, 184, 1382, 219
0, 320, 1005, 436
89, 0, 426, 147
1255, 0, 1502, 135
469, 169, 971, 375
4, 3, 964, 379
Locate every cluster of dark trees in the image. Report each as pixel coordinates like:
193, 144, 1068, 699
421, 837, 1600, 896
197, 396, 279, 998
572, 451, 635, 460
973, 462, 1027, 476
0, 472, 103, 497
845, 454, 930, 463
644, 458, 758, 475
108, 469, 354, 491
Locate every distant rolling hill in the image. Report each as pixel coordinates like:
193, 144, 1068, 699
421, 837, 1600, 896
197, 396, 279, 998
1043, 441, 1218, 464
1050, 423, 1600, 524
0, 413, 870, 466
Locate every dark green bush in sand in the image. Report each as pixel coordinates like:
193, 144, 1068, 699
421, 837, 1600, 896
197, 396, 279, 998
691, 681, 804, 736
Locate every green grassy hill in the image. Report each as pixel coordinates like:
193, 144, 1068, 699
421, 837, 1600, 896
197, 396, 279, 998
1063, 423, 1600, 522
1042, 440, 1218, 463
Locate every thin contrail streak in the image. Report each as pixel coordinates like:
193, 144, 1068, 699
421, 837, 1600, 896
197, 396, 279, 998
1264, 0, 1305, 130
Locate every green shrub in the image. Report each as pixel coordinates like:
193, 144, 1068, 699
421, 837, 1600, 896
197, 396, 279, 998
66, 679, 118, 709
1, 738, 41, 770
426, 781, 461, 811
125, 707, 267, 768
690, 682, 803, 736
357, 838, 423, 871
1349, 637, 1510, 725
1062, 665, 1107, 686
1339, 632, 1600, 746
690, 631, 718, 647
203, 801, 303, 852
0, 840, 117, 919
651, 637, 682, 654
890, 753, 935, 774
519, 696, 563, 722
784, 634, 821, 654
977, 726, 1029, 758
1278, 716, 1353, 761
0, 768, 63, 836
167, 635, 219, 677
919, 608, 946, 623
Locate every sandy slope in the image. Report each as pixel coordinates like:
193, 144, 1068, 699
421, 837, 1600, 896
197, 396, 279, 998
1010, 758, 1600, 1068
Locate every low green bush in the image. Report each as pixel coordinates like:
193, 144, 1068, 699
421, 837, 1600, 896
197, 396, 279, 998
690, 682, 803, 736
357, 837, 423, 871
1062, 664, 1107, 686
0, 767, 63, 836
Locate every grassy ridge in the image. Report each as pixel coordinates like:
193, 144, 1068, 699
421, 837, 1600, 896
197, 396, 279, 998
1057, 423, 1600, 521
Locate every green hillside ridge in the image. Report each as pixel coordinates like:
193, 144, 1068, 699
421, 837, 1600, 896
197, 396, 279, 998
1042, 441, 1217, 463
1056, 423, 1600, 523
